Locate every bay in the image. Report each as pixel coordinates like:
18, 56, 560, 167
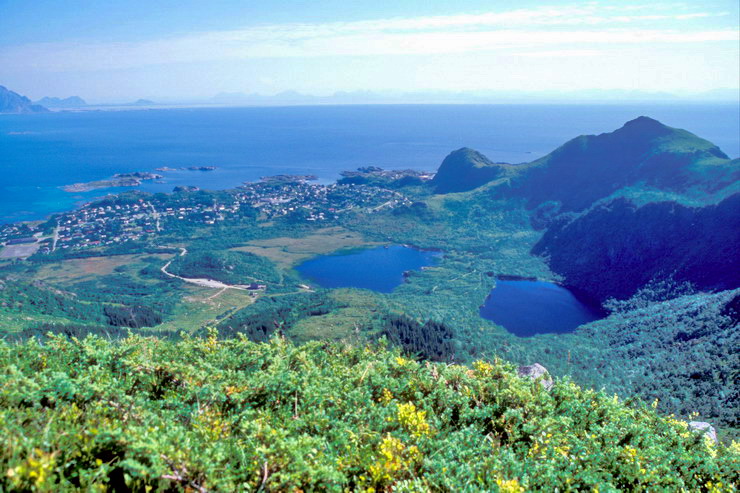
1, 103, 738, 223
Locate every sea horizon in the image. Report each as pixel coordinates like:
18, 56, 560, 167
2, 102, 738, 224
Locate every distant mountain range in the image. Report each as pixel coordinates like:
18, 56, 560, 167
35, 96, 87, 108
4, 85, 736, 112
208, 88, 740, 106
0, 85, 48, 113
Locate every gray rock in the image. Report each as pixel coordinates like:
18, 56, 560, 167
688, 421, 718, 443
517, 363, 553, 390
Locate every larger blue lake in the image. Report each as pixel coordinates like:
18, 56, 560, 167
1, 103, 738, 223
480, 280, 605, 337
296, 245, 440, 293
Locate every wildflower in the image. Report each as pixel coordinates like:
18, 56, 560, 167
378, 388, 393, 405
496, 477, 525, 493
397, 402, 431, 438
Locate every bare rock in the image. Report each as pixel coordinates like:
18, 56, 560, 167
517, 363, 553, 390
688, 421, 718, 443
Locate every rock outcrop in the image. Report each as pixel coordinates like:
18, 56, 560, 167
688, 421, 718, 443
517, 363, 553, 390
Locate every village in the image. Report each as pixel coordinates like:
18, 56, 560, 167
0, 178, 414, 257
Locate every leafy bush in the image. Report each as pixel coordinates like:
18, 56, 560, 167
0, 335, 737, 491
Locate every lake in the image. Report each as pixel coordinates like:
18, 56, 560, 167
295, 245, 440, 293
480, 280, 605, 337
1, 103, 738, 223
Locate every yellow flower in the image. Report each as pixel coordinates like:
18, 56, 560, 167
368, 435, 419, 485
473, 360, 494, 376
496, 477, 525, 493
378, 388, 393, 405
397, 402, 431, 438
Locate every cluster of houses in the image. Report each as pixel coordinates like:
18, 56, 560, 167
55, 203, 156, 250
0, 179, 412, 255
236, 181, 411, 220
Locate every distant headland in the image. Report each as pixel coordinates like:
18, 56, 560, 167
62, 172, 163, 193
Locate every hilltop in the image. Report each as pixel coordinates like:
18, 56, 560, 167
430, 147, 512, 193
510, 116, 736, 211
0, 85, 48, 113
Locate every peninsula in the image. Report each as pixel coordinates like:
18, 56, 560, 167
62, 172, 163, 192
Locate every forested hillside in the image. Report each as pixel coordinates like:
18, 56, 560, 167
532, 194, 740, 302
1, 335, 737, 491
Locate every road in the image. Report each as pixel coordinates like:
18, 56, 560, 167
161, 248, 252, 290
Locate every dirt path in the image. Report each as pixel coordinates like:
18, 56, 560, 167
52, 222, 60, 252
161, 248, 252, 291
147, 201, 162, 232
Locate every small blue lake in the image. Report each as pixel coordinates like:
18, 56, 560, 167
480, 280, 605, 337
295, 245, 440, 293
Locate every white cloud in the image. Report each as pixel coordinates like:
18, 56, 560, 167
1, 3, 736, 72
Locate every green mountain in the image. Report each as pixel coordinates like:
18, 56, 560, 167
432, 117, 737, 210
510, 116, 736, 211
426, 117, 739, 303
431, 147, 512, 193
0, 85, 49, 113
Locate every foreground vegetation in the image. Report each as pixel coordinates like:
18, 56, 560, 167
1, 335, 738, 491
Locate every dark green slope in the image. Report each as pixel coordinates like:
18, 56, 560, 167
532, 193, 740, 302
510, 116, 736, 211
431, 147, 512, 193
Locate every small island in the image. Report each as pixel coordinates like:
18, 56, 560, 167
173, 185, 200, 192
259, 174, 318, 183
62, 172, 162, 192
185, 166, 217, 171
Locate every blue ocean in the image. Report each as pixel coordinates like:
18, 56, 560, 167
1, 103, 738, 224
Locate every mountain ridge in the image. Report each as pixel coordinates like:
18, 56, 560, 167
433, 116, 737, 211
0, 85, 48, 114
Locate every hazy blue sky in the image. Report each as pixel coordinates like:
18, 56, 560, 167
1, 0, 738, 101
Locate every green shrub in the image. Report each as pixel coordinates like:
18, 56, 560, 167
0, 335, 737, 491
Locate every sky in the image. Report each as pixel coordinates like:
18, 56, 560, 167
1, 0, 738, 102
